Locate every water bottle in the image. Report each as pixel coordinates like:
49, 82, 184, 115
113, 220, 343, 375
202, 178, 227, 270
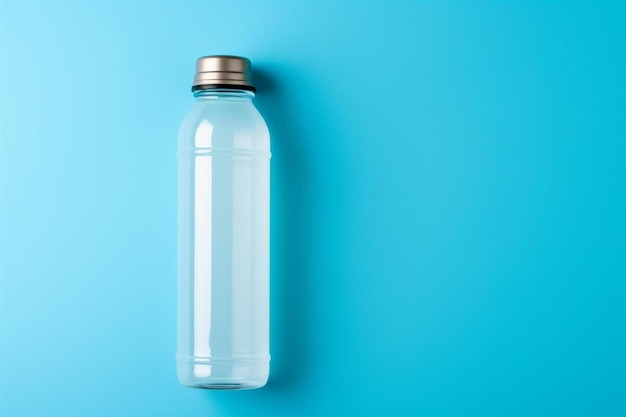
176, 56, 271, 389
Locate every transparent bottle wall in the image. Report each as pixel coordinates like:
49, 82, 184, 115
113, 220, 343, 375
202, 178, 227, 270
177, 91, 271, 389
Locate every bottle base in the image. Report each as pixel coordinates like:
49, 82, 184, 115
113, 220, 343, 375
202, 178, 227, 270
177, 355, 269, 390
182, 381, 265, 390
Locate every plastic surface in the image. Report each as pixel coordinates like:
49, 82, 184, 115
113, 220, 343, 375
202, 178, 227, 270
177, 89, 271, 389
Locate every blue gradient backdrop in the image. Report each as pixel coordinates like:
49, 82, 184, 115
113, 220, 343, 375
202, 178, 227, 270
1, 1, 625, 415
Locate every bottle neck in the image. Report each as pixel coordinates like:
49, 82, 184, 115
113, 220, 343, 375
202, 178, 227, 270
193, 88, 255, 101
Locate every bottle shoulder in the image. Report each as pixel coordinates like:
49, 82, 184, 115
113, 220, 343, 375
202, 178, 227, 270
178, 100, 270, 151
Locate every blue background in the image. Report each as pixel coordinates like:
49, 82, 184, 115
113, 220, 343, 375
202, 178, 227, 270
1, 1, 625, 415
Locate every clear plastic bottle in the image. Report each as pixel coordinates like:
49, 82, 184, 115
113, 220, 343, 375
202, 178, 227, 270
176, 56, 271, 389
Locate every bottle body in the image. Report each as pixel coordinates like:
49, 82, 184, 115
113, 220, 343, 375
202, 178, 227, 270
177, 89, 270, 389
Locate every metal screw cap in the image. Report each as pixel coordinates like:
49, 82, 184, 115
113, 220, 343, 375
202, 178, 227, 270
192, 55, 255, 92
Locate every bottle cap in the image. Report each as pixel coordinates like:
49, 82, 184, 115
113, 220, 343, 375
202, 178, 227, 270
192, 55, 255, 92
